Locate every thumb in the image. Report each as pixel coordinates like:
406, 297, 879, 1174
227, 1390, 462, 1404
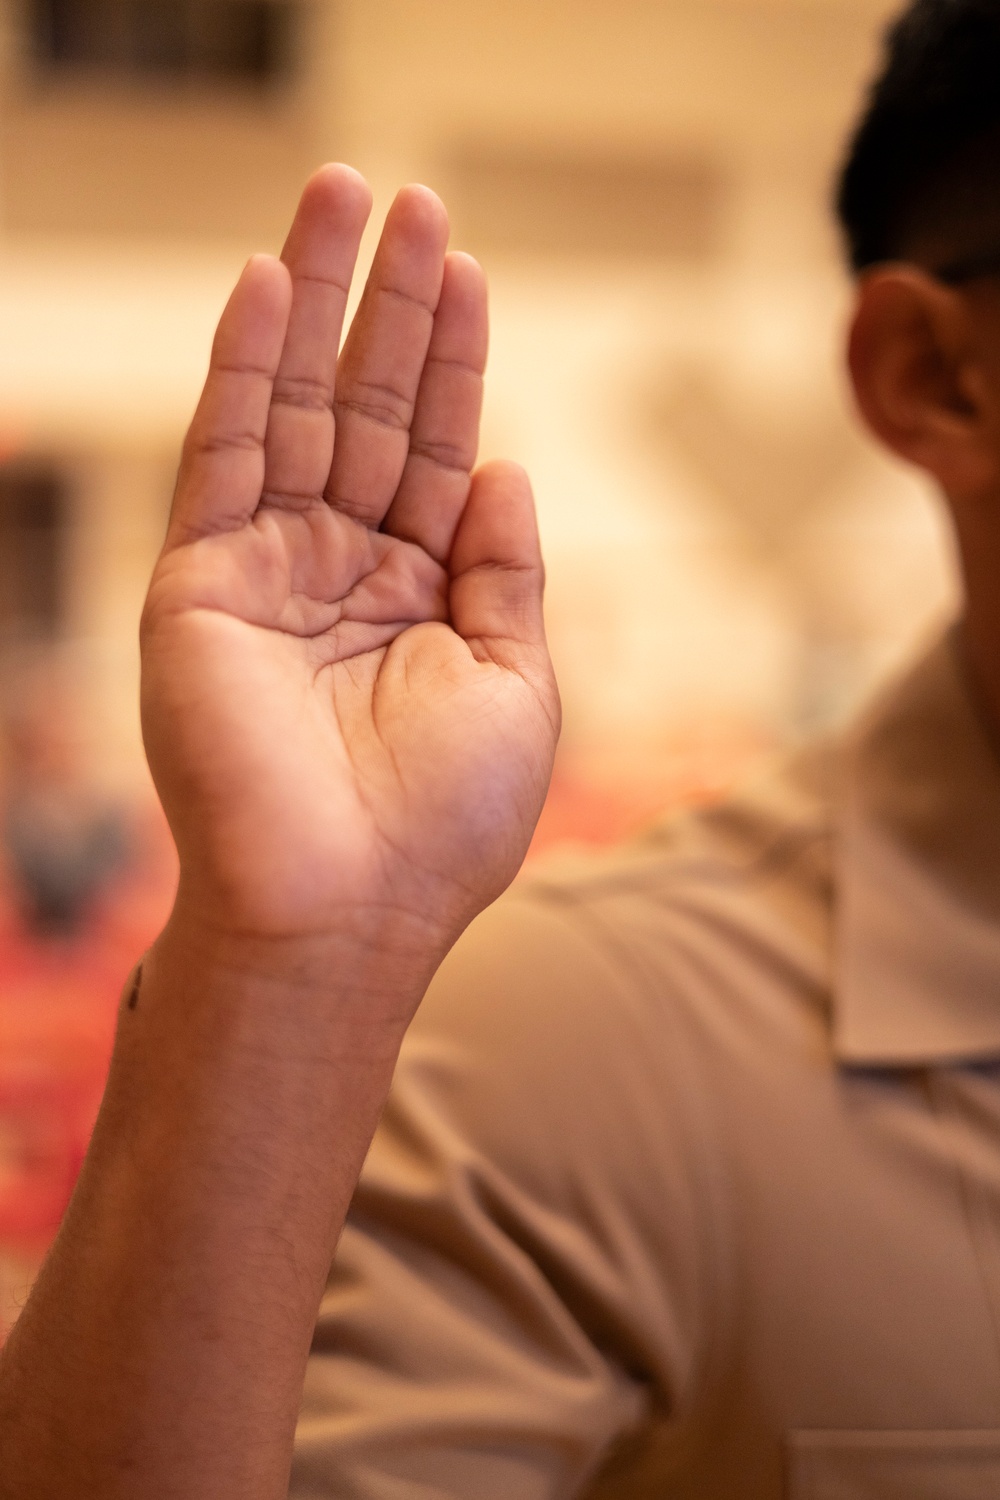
448, 460, 551, 676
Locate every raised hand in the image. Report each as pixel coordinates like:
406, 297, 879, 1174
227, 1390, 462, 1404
140, 165, 560, 969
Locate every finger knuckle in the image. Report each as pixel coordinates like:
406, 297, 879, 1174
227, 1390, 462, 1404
270, 375, 335, 414
337, 379, 413, 432
408, 437, 471, 474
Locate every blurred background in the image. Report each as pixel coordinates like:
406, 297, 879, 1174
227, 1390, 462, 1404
0, 0, 960, 1324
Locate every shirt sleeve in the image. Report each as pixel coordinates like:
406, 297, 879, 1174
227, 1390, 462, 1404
290, 883, 715, 1499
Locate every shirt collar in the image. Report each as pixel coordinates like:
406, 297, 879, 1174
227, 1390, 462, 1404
833, 628, 1000, 1066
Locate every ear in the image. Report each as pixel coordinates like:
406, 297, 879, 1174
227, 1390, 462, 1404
847, 266, 1000, 500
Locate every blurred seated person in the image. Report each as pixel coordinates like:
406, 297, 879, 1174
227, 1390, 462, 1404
1, 658, 128, 938
3, 0, 1000, 1496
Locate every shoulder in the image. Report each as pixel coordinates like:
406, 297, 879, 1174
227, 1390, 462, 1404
530, 735, 835, 962
397, 739, 837, 1177
422, 737, 835, 1043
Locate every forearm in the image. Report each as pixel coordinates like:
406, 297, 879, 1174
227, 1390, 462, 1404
0, 913, 431, 1499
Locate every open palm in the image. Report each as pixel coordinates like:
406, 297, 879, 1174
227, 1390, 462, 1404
141, 167, 559, 956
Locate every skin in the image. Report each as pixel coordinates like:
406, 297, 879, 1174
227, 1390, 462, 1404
0, 179, 998, 1496
0, 164, 559, 1498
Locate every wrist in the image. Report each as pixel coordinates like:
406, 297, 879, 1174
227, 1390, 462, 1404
138, 897, 446, 1054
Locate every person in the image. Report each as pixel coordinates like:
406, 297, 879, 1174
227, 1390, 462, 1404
2, 0, 1000, 1494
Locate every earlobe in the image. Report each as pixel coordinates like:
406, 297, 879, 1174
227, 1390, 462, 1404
847, 267, 996, 499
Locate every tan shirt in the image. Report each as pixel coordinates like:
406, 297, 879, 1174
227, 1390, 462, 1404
291, 632, 1000, 1500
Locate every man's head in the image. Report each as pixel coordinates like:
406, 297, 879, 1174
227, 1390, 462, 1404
837, 1, 1000, 534
836, 0, 1000, 718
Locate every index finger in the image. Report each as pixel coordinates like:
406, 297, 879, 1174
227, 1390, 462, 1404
169, 254, 292, 547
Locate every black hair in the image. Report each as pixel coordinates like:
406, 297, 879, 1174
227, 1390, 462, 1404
836, 0, 1000, 275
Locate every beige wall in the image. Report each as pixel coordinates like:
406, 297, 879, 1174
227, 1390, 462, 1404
0, 0, 960, 790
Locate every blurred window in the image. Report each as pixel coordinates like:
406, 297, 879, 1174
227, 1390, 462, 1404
0, 463, 67, 644
448, 146, 729, 262
26, 0, 298, 87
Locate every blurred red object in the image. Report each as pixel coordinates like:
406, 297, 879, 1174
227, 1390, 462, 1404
0, 974, 116, 1249
0, 802, 175, 1282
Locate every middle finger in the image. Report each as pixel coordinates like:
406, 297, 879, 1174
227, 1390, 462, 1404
262, 163, 372, 512
325, 184, 449, 528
